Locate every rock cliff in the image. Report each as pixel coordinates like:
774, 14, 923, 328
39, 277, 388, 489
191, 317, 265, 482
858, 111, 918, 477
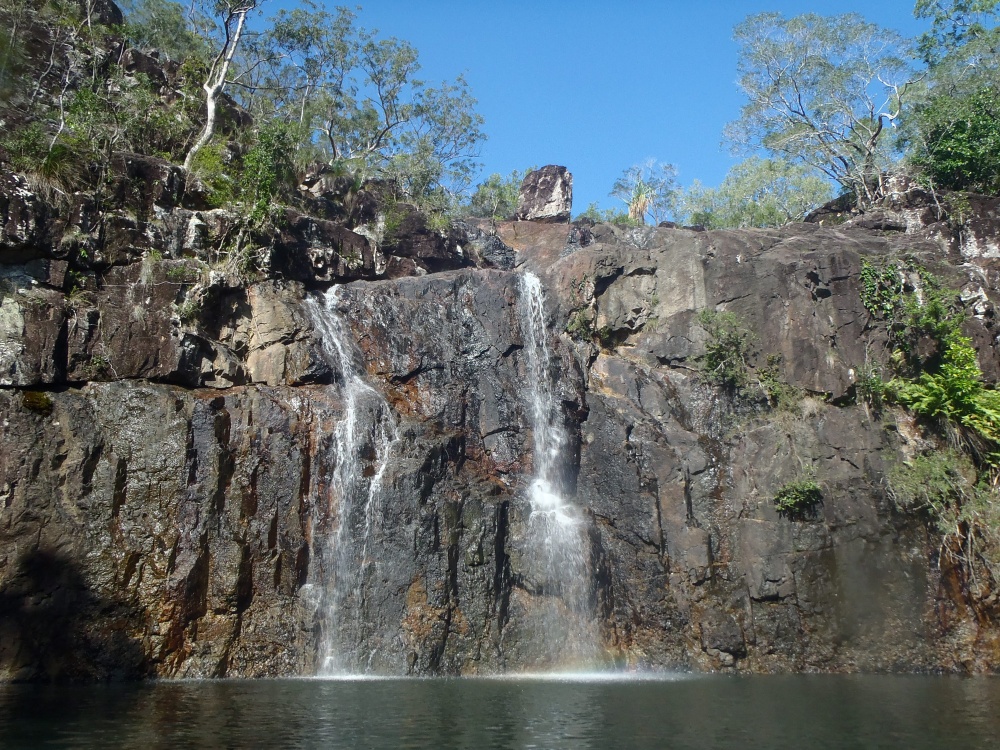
2, 1, 999, 679
3, 150, 1000, 679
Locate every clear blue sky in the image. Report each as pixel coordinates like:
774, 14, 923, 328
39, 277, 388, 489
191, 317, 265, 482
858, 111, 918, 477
270, 1, 929, 211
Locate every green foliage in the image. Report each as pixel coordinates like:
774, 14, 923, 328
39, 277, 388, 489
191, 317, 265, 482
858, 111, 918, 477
121, 0, 211, 62
466, 168, 533, 223
241, 122, 298, 222
379, 200, 410, 246
0, 122, 85, 187
888, 449, 1000, 582
773, 475, 823, 515
425, 212, 450, 233
909, 86, 1000, 195
175, 296, 202, 324
165, 263, 197, 283
915, 0, 1000, 64
901, 274, 964, 348
243, 4, 485, 202
727, 12, 915, 208
889, 450, 972, 520
1, 65, 197, 190
757, 354, 803, 412
905, 2, 1000, 195
68, 72, 192, 158
565, 309, 594, 340
575, 202, 638, 226
85, 353, 111, 379
679, 157, 833, 229
859, 257, 1000, 463
610, 160, 678, 225
2, 0, 483, 220
859, 258, 964, 371
189, 142, 236, 208
0, 0, 92, 105
773, 478, 823, 514
698, 311, 800, 406
891, 333, 1000, 446
855, 361, 888, 411
860, 259, 906, 319
698, 309, 755, 390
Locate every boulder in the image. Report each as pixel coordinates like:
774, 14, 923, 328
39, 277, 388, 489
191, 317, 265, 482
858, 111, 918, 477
515, 165, 573, 222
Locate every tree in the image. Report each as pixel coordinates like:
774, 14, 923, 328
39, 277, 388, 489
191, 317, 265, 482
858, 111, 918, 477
183, 1, 264, 171
908, 86, 1000, 193
915, 0, 999, 63
466, 167, 533, 224
679, 157, 833, 228
904, 1, 1000, 194
120, 0, 210, 62
726, 13, 917, 209
574, 202, 632, 225
240, 3, 485, 205
610, 160, 678, 225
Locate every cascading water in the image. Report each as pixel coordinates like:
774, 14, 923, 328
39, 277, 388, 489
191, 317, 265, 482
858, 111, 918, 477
305, 287, 399, 675
519, 271, 600, 667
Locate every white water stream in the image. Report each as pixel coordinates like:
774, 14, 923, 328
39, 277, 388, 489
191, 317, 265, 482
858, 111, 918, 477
306, 287, 399, 674
303, 276, 596, 673
519, 272, 600, 665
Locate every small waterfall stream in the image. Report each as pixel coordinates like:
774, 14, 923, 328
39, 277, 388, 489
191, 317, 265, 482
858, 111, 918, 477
519, 272, 600, 667
306, 287, 399, 674
303, 276, 597, 674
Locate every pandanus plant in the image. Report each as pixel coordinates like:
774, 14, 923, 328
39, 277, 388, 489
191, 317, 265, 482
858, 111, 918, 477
628, 180, 654, 224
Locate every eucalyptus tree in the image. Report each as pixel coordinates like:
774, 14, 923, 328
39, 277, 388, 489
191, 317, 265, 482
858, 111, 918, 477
183, 0, 266, 170
726, 12, 917, 209
915, 0, 1000, 63
119, 0, 210, 62
243, 2, 485, 205
680, 157, 833, 229
905, 1, 1000, 193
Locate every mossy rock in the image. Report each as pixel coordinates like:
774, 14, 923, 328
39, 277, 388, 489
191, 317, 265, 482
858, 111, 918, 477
22, 390, 53, 414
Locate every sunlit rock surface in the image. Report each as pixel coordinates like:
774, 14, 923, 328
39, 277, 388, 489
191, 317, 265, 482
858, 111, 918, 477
3, 159, 1000, 679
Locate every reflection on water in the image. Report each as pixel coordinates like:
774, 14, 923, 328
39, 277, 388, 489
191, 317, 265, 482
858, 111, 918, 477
1, 674, 999, 749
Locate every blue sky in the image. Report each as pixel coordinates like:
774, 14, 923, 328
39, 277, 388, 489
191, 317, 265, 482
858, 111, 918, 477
269, 1, 929, 211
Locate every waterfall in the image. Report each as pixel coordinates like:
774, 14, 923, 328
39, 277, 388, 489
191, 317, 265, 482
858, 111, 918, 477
305, 287, 399, 675
519, 271, 600, 666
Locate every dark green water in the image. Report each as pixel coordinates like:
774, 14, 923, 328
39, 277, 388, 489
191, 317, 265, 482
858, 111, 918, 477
1, 673, 998, 749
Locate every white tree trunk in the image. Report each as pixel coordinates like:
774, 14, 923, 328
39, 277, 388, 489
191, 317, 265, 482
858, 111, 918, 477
183, 6, 251, 171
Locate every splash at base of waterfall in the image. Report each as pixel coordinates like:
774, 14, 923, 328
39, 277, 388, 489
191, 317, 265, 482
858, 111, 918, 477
529, 478, 579, 527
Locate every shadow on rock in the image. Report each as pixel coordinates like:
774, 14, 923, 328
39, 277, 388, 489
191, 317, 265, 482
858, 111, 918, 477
0, 549, 149, 682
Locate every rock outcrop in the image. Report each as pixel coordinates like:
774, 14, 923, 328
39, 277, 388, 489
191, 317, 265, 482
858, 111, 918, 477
515, 166, 573, 222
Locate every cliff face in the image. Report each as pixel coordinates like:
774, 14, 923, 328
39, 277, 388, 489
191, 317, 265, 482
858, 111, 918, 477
509, 218, 1000, 673
3, 151, 1000, 680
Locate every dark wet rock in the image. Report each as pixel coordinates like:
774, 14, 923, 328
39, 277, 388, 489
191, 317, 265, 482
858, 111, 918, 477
0, 383, 329, 680
272, 210, 382, 283
0, 174, 57, 262
4, 62, 1000, 679
7, 209, 1000, 678
380, 203, 472, 276
108, 152, 187, 214
120, 48, 168, 88
296, 165, 379, 227
460, 223, 516, 270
